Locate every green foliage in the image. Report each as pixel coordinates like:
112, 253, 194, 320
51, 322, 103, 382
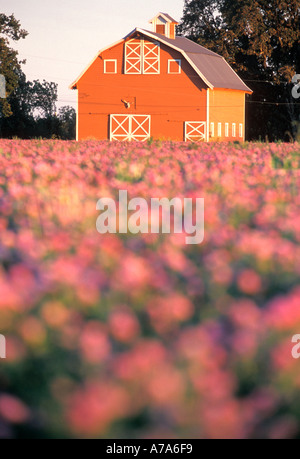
58, 106, 76, 140
0, 13, 28, 117
0, 14, 75, 140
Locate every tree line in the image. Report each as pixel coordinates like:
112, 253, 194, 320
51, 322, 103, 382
0, 13, 75, 139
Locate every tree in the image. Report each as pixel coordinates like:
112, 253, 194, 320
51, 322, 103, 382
178, 0, 300, 140
0, 69, 76, 139
0, 14, 75, 139
58, 106, 76, 139
0, 13, 28, 117
29, 79, 58, 118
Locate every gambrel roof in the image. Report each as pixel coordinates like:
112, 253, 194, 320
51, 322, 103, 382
70, 27, 252, 93
130, 28, 252, 92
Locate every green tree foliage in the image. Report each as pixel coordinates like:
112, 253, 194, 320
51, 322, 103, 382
29, 79, 58, 118
58, 106, 76, 140
178, 0, 300, 141
0, 13, 28, 117
0, 14, 75, 139
1, 72, 75, 139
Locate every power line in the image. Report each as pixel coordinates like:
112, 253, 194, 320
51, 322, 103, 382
22, 54, 85, 66
247, 100, 299, 106
21, 53, 296, 86
56, 98, 298, 107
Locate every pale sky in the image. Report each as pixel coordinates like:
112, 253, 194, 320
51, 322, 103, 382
2, 0, 185, 111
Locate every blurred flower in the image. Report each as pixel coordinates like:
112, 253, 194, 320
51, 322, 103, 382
0, 395, 30, 424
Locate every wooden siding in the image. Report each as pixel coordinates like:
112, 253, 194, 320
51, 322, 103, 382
209, 89, 246, 141
76, 39, 208, 141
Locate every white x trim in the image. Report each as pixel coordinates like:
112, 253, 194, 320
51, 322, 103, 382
125, 39, 160, 74
143, 41, 160, 74
184, 122, 206, 142
125, 40, 142, 74
110, 115, 151, 141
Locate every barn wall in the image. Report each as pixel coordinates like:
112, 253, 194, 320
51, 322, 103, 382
76, 39, 208, 141
209, 89, 246, 141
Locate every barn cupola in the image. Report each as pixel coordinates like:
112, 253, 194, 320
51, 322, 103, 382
149, 12, 178, 40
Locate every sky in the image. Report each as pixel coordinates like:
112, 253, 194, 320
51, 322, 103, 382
2, 0, 185, 111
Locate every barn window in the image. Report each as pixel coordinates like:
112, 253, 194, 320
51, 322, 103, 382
225, 123, 229, 137
156, 24, 165, 35
218, 123, 222, 137
239, 123, 243, 138
125, 39, 160, 74
143, 40, 160, 74
232, 123, 236, 137
168, 59, 181, 74
104, 59, 117, 74
125, 39, 142, 74
210, 122, 214, 137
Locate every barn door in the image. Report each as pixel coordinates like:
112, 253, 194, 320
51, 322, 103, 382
125, 39, 160, 74
143, 41, 160, 74
184, 121, 206, 142
110, 115, 151, 141
125, 39, 142, 74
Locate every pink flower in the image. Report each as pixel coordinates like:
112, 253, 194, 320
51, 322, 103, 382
79, 322, 111, 363
237, 269, 262, 295
109, 307, 140, 343
0, 395, 30, 424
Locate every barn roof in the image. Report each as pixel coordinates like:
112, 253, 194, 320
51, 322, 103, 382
133, 28, 252, 92
70, 27, 252, 93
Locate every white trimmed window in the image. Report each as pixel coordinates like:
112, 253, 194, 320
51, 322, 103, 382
232, 123, 236, 137
168, 59, 181, 74
218, 122, 222, 137
125, 39, 160, 74
104, 59, 117, 74
239, 123, 243, 138
210, 122, 214, 137
225, 123, 229, 137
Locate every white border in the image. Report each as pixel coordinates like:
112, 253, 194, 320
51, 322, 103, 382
143, 41, 160, 75
124, 39, 142, 74
232, 123, 236, 137
168, 59, 181, 74
225, 122, 229, 137
206, 89, 210, 141
76, 91, 78, 141
104, 59, 117, 74
217, 122, 222, 137
110, 114, 151, 141
239, 123, 243, 138
184, 121, 206, 142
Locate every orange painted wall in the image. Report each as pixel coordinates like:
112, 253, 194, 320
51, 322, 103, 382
76, 38, 208, 141
209, 89, 246, 141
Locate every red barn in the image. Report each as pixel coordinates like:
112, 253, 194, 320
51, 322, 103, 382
70, 12, 252, 142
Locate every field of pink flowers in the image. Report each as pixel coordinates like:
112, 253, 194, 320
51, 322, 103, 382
0, 139, 300, 438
